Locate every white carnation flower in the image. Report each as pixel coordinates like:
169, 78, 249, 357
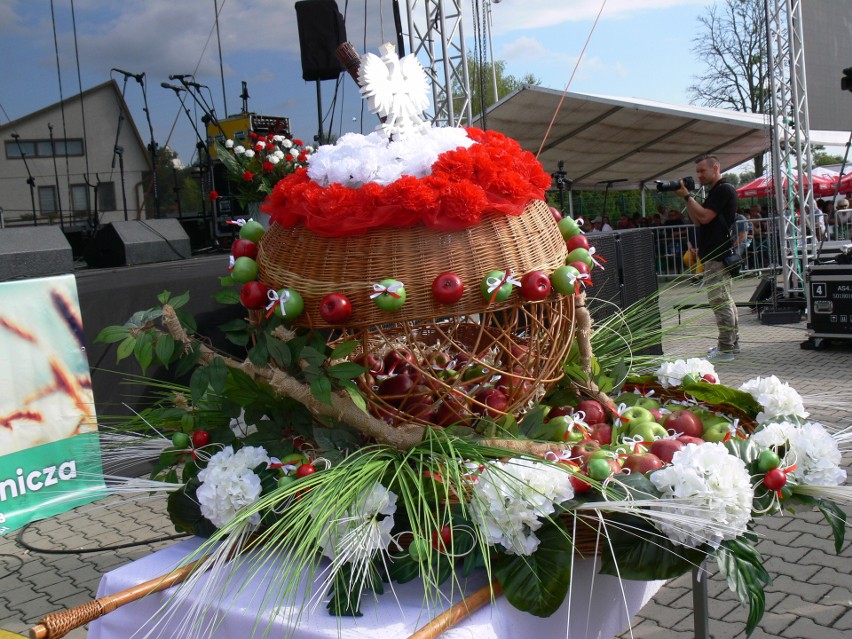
655, 358, 717, 389
318, 483, 397, 563
196, 445, 271, 528
281, 138, 294, 149
649, 442, 753, 549
470, 458, 574, 556
267, 155, 280, 165
738, 375, 808, 424
225, 139, 234, 149
752, 421, 846, 487
234, 145, 246, 155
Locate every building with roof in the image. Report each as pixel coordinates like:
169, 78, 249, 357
0, 80, 151, 230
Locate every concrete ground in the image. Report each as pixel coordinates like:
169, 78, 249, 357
1, 274, 850, 639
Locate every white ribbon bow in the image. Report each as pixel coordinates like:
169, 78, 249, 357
485, 270, 522, 295
266, 288, 291, 315
370, 281, 405, 299
589, 246, 606, 269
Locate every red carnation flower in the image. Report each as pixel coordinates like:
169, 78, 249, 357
266, 142, 275, 151
254, 143, 265, 152
242, 170, 254, 181
285, 154, 294, 162
297, 152, 308, 163
262, 161, 274, 173
292, 139, 303, 146
208, 190, 219, 201
249, 132, 258, 140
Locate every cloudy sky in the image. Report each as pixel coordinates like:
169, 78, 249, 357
0, 0, 714, 164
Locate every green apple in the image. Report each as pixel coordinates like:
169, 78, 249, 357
757, 449, 781, 472
239, 220, 266, 242
621, 406, 654, 425
634, 397, 660, 410
557, 217, 580, 239
480, 270, 515, 303
372, 278, 406, 311
231, 256, 259, 283
702, 415, 732, 442
682, 372, 701, 385
550, 265, 581, 295
627, 420, 668, 441
273, 288, 304, 319
540, 415, 582, 442
566, 247, 592, 267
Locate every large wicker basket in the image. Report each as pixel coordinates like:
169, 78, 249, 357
255, 199, 575, 426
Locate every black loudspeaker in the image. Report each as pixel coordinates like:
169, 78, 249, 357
84, 219, 191, 268
585, 228, 662, 355
0, 226, 73, 281
295, 0, 347, 81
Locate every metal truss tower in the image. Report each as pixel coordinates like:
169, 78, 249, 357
764, 0, 817, 296
405, 0, 473, 127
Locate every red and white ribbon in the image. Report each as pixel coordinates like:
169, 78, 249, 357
265, 288, 292, 317
370, 280, 405, 299
485, 270, 522, 303
226, 217, 253, 227
227, 255, 235, 271
589, 246, 607, 269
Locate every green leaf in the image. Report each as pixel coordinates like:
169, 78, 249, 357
330, 340, 359, 360
599, 515, 706, 581
225, 330, 251, 347
95, 325, 130, 344
326, 563, 364, 617
207, 357, 229, 394
115, 335, 136, 363
169, 291, 190, 309
190, 366, 210, 403
792, 493, 847, 553
300, 345, 327, 368
157, 290, 171, 305
493, 521, 573, 617
310, 375, 333, 406
520, 406, 547, 438
327, 362, 367, 380
214, 289, 241, 305
174, 343, 201, 377
314, 426, 362, 452
219, 275, 235, 287
266, 336, 292, 368
218, 318, 249, 332
155, 335, 176, 367
134, 333, 154, 374
248, 335, 269, 367
174, 308, 197, 332
339, 380, 368, 413
715, 538, 771, 636
679, 382, 762, 419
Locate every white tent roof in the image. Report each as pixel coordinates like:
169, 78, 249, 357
475, 85, 846, 191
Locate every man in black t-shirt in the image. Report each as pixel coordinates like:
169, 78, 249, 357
675, 155, 739, 360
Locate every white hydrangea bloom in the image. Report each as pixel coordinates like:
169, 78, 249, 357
306, 127, 474, 187
196, 445, 271, 528
752, 421, 846, 487
470, 458, 575, 556
649, 443, 753, 549
655, 358, 717, 389
738, 375, 808, 424
225, 139, 234, 149
318, 483, 397, 563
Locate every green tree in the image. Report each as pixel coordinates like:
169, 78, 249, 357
687, 0, 768, 176
145, 146, 202, 217
454, 54, 540, 118
812, 145, 843, 167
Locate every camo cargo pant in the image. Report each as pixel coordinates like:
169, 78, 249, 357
704, 260, 739, 351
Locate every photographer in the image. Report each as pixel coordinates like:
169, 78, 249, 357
674, 155, 739, 361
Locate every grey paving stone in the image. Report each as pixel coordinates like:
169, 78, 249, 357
781, 616, 851, 639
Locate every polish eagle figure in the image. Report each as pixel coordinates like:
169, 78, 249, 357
358, 43, 430, 140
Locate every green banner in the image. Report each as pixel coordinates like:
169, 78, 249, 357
0, 432, 104, 536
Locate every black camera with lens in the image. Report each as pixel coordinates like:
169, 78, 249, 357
655, 176, 695, 192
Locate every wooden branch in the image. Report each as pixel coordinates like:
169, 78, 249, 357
407, 582, 503, 639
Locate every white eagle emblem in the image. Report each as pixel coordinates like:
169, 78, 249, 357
358, 43, 430, 140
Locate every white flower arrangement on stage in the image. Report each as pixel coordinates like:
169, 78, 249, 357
655, 357, 718, 388
739, 375, 808, 424
196, 445, 272, 528
751, 421, 846, 487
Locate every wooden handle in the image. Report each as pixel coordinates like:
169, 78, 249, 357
407, 581, 502, 639
336, 42, 362, 87
29, 557, 205, 639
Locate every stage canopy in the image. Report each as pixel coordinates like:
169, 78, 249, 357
476, 85, 848, 192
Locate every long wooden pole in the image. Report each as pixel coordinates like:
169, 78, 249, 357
406, 582, 503, 639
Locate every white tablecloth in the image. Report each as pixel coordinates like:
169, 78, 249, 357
88, 537, 664, 639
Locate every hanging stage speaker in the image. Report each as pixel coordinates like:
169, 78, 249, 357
84, 219, 191, 268
0, 226, 73, 281
295, 0, 347, 81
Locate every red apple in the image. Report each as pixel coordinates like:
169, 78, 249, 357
570, 261, 590, 277
589, 422, 613, 445
435, 396, 474, 427
649, 438, 685, 464
649, 408, 665, 423
191, 430, 209, 448
677, 435, 705, 446
239, 281, 270, 310
406, 401, 438, 423
474, 388, 509, 417
701, 373, 718, 384
549, 206, 562, 222
319, 293, 352, 324
231, 238, 258, 260
576, 399, 606, 425
570, 439, 601, 464
432, 272, 465, 304
377, 374, 415, 405
547, 405, 574, 420
565, 234, 590, 253
356, 353, 385, 375
384, 349, 417, 375
520, 270, 552, 301
623, 452, 664, 475
663, 410, 704, 438
570, 472, 592, 494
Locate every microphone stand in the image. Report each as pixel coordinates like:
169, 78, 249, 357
137, 74, 162, 218
48, 123, 65, 230
11, 133, 38, 225
110, 74, 131, 221
162, 82, 217, 248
